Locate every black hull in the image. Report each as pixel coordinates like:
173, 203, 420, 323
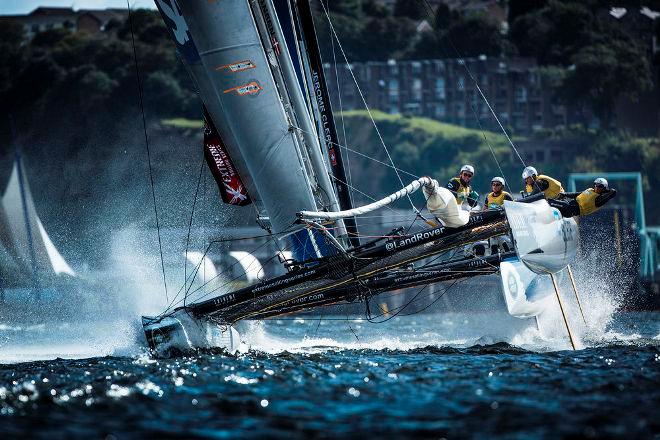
140, 211, 511, 331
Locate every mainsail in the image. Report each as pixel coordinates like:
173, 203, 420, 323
1, 155, 75, 285
155, 0, 342, 239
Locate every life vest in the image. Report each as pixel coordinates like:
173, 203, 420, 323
537, 174, 564, 199
450, 177, 471, 204
576, 188, 599, 215
486, 191, 511, 208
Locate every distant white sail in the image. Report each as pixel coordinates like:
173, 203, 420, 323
1, 157, 75, 280
35, 217, 75, 276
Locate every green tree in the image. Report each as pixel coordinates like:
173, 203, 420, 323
0, 21, 25, 93
563, 39, 653, 129
440, 13, 502, 57
393, 0, 426, 20
31, 28, 71, 48
359, 16, 416, 60
143, 71, 186, 117
326, 0, 363, 17
434, 3, 459, 31
508, 0, 547, 24
510, 1, 595, 65
362, 0, 389, 18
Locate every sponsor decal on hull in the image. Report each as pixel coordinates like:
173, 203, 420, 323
223, 81, 263, 96
251, 269, 317, 294
216, 60, 256, 73
385, 227, 444, 252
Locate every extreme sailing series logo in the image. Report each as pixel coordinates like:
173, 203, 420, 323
385, 227, 444, 251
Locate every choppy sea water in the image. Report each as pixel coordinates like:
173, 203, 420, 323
1, 306, 659, 439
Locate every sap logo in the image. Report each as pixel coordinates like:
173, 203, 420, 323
155, 0, 201, 64
156, 0, 189, 45
551, 208, 561, 221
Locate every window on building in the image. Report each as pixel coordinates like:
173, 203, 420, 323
412, 61, 422, 75
388, 59, 398, 75
455, 102, 465, 116
435, 103, 446, 118
515, 86, 527, 103
529, 72, 538, 85
388, 79, 399, 104
457, 76, 465, 91
412, 78, 422, 102
470, 92, 478, 108
435, 78, 445, 100
404, 103, 421, 115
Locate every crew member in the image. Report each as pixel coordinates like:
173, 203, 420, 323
447, 164, 479, 208
521, 166, 564, 199
482, 176, 513, 254
483, 176, 513, 210
551, 177, 617, 217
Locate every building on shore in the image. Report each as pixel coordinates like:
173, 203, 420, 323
324, 57, 568, 135
0, 7, 127, 39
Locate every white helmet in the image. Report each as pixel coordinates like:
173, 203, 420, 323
594, 177, 609, 189
460, 164, 475, 175
491, 176, 505, 186
522, 166, 538, 179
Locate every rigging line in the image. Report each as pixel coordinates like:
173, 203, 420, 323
164, 242, 281, 315
419, 0, 526, 168
398, 279, 462, 316
183, 236, 289, 303
327, 173, 399, 214
292, 124, 420, 181
468, 102, 513, 193
184, 239, 275, 300
183, 158, 206, 307
346, 314, 360, 341
366, 282, 429, 323
367, 277, 460, 322
163, 220, 296, 316
126, 0, 168, 302
318, 0, 415, 211
314, 313, 324, 338
160, 241, 213, 316
330, 24, 353, 200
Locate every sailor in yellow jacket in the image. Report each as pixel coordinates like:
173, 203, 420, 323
521, 166, 564, 199
551, 177, 617, 217
483, 176, 513, 210
483, 176, 513, 254
447, 164, 479, 208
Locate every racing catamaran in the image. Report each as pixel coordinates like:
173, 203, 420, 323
142, 0, 580, 354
